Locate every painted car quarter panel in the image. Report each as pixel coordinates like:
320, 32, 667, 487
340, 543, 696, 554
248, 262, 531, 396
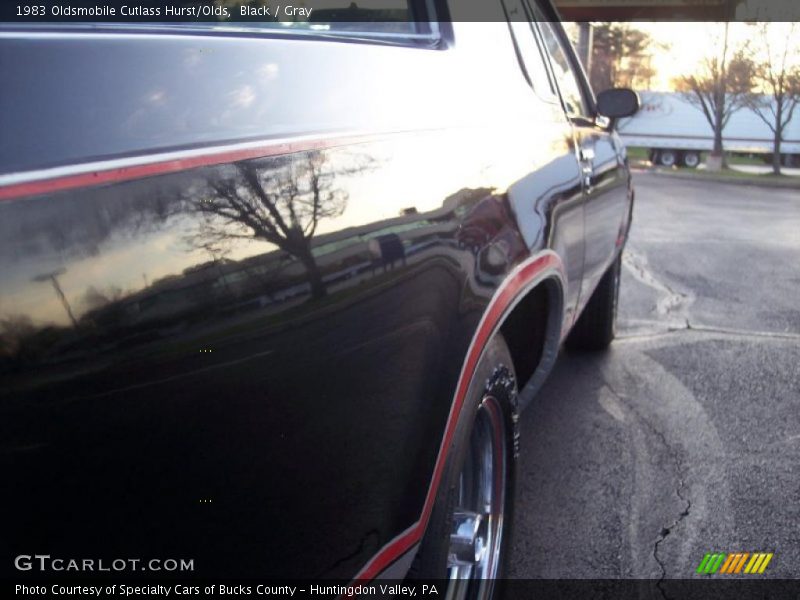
0, 17, 632, 580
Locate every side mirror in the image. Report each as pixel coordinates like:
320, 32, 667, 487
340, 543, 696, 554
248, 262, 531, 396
596, 88, 640, 119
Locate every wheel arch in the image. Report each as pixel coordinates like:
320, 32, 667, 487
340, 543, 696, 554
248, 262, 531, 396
500, 274, 564, 412
351, 250, 566, 582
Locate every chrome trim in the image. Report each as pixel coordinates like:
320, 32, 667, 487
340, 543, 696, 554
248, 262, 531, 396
448, 510, 487, 567
0, 22, 442, 44
0, 130, 370, 188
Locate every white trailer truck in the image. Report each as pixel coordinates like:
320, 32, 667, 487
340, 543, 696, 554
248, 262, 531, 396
617, 91, 800, 168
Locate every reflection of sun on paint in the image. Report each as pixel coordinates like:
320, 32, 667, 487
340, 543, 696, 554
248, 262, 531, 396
229, 84, 256, 108
147, 90, 166, 104
258, 63, 279, 82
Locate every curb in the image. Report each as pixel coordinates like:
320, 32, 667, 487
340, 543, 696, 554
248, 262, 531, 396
632, 167, 800, 190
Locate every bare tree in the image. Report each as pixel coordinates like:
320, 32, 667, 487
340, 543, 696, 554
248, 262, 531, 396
676, 23, 755, 171
81, 285, 125, 312
0, 314, 36, 363
183, 150, 372, 300
746, 23, 800, 175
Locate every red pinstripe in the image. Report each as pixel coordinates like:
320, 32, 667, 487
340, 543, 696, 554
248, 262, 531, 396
0, 133, 382, 201
353, 252, 564, 581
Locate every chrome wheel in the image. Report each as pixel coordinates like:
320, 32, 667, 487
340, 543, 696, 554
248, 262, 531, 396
445, 396, 507, 600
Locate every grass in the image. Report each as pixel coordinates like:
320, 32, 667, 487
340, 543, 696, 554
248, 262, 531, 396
651, 166, 800, 188
626, 147, 777, 168
626, 147, 650, 161
726, 154, 768, 166
625, 146, 798, 186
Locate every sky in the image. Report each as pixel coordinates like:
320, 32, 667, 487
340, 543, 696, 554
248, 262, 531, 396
629, 22, 799, 91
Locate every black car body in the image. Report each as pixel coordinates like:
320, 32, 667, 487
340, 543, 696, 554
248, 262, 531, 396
0, 1, 637, 583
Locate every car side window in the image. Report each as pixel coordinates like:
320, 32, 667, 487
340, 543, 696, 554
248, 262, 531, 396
142, 0, 439, 44
502, 0, 558, 102
527, 3, 590, 119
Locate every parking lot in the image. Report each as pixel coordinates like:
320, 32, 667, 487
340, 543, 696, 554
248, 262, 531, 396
509, 172, 800, 579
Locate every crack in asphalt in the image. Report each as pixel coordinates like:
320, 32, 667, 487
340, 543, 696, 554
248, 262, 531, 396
622, 249, 692, 320
621, 248, 800, 343
653, 466, 691, 600
604, 381, 692, 595
678, 322, 800, 339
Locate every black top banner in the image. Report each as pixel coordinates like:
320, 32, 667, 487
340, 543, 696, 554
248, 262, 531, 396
0, 0, 798, 23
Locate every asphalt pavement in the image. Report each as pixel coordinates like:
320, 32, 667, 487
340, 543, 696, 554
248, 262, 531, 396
508, 172, 800, 579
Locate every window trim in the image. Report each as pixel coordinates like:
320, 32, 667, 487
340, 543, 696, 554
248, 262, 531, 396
525, 0, 598, 120
532, 18, 589, 118
3, 21, 443, 49
500, 0, 560, 105
219, 0, 442, 46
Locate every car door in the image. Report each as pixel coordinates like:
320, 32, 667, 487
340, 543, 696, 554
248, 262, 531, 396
501, 0, 587, 329
530, 2, 631, 312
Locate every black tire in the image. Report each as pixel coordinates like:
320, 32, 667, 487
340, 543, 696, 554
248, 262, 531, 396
408, 334, 518, 599
565, 251, 621, 352
658, 149, 678, 167
681, 151, 701, 169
